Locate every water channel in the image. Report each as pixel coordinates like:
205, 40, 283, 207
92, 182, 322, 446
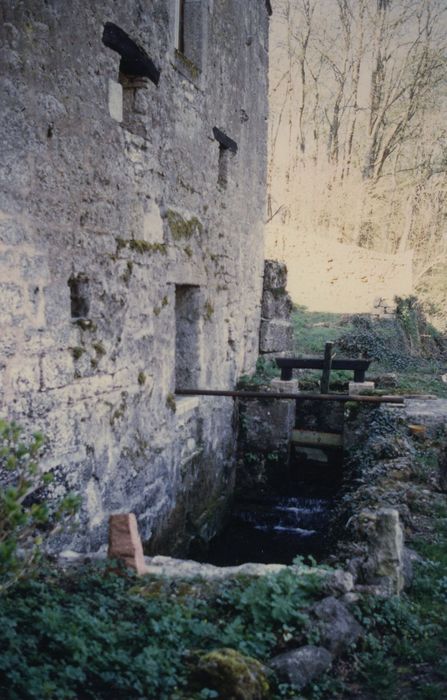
197, 446, 343, 566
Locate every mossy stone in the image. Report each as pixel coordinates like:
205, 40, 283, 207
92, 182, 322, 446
166, 210, 203, 240
192, 647, 270, 699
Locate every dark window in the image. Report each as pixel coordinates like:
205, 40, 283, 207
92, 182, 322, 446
213, 128, 238, 189
68, 274, 89, 319
175, 285, 201, 390
102, 22, 160, 85
176, 0, 203, 69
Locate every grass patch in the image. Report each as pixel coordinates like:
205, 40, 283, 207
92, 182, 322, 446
291, 303, 447, 397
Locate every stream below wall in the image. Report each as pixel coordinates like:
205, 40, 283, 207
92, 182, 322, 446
195, 449, 343, 566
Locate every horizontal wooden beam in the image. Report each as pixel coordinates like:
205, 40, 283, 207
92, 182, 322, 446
176, 389, 404, 404
291, 429, 343, 448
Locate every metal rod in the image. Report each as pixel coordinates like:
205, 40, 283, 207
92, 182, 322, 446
176, 389, 405, 404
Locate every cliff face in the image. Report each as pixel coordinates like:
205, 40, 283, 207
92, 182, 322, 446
0, 0, 270, 554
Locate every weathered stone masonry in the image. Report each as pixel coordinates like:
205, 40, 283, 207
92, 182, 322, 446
0, 1, 270, 553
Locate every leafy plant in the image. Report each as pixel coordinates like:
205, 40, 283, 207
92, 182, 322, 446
0, 559, 326, 699
0, 420, 79, 592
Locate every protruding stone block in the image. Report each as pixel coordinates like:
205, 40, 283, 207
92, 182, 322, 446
108, 513, 147, 575
261, 289, 293, 319
263, 260, 287, 290
259, 319, 293, 353
360, 507, 404, 594
348, 381, 375, 395
108, 79, 123, 122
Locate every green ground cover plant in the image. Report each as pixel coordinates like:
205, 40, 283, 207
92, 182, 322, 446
0, 560, 325, 700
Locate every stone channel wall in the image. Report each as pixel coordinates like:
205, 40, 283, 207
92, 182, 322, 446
0, 1, 270, 554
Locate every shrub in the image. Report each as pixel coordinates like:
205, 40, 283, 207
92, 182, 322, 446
0, 419, 79, 592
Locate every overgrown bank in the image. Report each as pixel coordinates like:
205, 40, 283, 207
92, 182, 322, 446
1, 403, 447, 698
291, 297, 447, 397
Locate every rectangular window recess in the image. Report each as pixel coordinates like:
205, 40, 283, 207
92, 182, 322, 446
175, 285, 202, 392
213, 127, 237, 154
175, 0, 204, 71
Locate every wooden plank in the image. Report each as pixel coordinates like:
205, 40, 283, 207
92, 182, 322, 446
291, 429, 343, 448
176, 389, 405, 404
276, 357, 372, 371
320, 341, 333, 394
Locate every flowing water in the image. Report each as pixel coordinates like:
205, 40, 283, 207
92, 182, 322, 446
196, 448, 342, 566
202, 494, 333, 566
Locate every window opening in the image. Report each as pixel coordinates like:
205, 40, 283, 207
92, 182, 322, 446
68, 274, 90, 319
213, 127, 238, 189
103, 22, 160, 135
175, 285, 201, 391
175, 0, 203, 70
102, 22, 160, 85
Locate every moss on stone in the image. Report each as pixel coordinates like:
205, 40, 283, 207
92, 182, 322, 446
166, 392, 177, 413
122, 261, 133, 284
166, 210, 203, 241
70, 346, 85, 361
203, 300, 214, 321
138, 371, 146, 386
116, 238, 167, 255
175, 49, 200, 79
192, 648, 270, 700
93, 342, 106, 357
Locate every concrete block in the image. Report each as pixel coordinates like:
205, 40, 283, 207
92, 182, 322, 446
108, 79, 123, 123
348, 381, 375, 395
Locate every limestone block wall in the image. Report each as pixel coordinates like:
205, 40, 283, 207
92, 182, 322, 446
0, 1, 270, 554
259, 260, 294, 358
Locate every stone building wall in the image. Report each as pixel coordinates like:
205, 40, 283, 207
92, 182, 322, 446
0, 0, 270, 554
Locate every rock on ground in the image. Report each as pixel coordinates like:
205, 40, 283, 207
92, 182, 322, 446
191, 648, 270, 700
269, 645, 332, 690
312, 596, 363, 655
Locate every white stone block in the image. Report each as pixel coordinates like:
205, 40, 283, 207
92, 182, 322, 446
108, 79, 123, 122
348, 381, 375, 395
143, 202, 164, 243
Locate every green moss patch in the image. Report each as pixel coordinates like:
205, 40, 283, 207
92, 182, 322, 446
166, 210, 203, 241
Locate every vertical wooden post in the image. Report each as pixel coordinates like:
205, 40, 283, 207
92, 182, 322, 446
320, 341, 334, 394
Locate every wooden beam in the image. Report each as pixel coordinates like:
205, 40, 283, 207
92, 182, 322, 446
176, 389, 404, 404
320, 341, 333, 394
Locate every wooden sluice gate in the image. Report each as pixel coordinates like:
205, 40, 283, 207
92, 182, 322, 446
176, 388, 404, 455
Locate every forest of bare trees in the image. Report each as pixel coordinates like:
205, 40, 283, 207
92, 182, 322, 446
269, 0, 447, 325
